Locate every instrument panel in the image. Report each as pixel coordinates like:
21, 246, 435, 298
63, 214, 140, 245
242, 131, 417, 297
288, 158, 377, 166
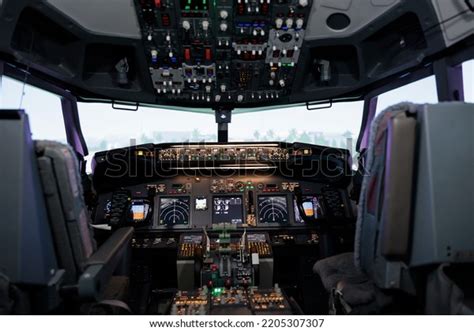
94, 142, 353, 230
96, 174, 351, 230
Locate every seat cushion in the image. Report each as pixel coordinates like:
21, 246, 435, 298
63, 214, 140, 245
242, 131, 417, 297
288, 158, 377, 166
314, 253, 391, 309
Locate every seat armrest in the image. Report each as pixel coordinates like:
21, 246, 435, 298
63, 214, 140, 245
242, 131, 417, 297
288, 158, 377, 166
78, 227, 134, 300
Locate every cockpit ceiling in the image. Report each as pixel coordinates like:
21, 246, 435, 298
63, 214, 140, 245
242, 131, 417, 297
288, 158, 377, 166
0, 0, 472, 109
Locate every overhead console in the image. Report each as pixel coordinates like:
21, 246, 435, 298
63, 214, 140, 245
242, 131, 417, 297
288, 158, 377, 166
92, 142, 353, 232
0, 0, 470, 109
135, 0, 311, 106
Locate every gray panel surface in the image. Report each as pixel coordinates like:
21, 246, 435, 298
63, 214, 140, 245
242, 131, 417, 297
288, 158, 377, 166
305, 0, 400, 41
46, 0, 141, 39
431, 0, 474, 47
410, 103, 474, 266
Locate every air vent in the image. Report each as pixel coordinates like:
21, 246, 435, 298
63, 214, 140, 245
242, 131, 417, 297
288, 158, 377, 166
326, 13, 351, 31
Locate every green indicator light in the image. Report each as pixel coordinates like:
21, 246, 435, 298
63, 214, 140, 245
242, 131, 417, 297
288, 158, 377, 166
185, 5, 190, 9
212, 288, 224, 297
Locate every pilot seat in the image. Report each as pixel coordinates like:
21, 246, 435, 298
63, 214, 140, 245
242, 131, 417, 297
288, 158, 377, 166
0, 110, 134, 314
314, 102, 474, 314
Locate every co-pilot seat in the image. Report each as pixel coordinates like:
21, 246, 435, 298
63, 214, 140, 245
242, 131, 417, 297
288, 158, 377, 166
0, 110, 133, 314
35, 140, 135, 313
314, 102, 474, 314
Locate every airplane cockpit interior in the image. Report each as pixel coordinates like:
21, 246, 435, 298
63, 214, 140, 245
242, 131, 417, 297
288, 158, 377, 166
0, 0, 473, 316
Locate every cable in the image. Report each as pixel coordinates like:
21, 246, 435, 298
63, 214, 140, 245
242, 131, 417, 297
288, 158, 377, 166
424, 8, 471, 35
18, 29, 36, 110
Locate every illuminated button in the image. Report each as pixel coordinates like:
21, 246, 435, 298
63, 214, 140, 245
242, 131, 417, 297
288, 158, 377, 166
184, 48, 191, 62
205, 48, 212, 61
151, 50, 158, 63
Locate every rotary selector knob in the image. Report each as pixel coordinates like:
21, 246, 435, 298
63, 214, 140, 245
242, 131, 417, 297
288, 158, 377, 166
220, 84, 227, 93
220, 10, 228, 19
202, 20, 209, 31
286, 18, 294, 28
299, 0, 309, 7
220, 22, 228, 32
182, 20, 191, 31
237, 95, 244, 103
296, 18, 304, 29
275, 18, 283, 29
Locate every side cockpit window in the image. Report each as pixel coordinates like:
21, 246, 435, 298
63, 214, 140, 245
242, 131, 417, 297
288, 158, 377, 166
376, 59, 473, 113
0, 77, 67, 142
376, 76, 438, 114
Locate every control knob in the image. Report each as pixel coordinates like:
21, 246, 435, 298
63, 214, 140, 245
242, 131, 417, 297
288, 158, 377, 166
220, 10, 228, 19
296, 18, 304, 29
202, 20, 209, 31
220, 22, 228, 32
275, 18, 283, 29
182, 20, 191, 31
299, 0, 309, 7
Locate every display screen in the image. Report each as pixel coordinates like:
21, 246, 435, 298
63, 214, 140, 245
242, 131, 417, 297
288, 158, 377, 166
195, 197, 208, 211
182, 235, 202, 244
213, 196, 243, 224
247, 233, 267, 243
257, 195, 289, 224
129, 199, 151, 223
159, 197, 190, 226
294, 196, 324, 223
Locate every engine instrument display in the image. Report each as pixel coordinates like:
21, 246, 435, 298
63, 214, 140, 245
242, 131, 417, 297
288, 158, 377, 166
213, 196, 244, 225
129, 199, 152, 223
159, 197, 191, 226
294, 196, 324, 223
257, 195, 289, 224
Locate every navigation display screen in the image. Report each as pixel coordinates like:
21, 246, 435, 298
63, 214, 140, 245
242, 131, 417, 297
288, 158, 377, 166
294, 196, 324, 223
257, 195, 289, 224
159, 197, 190, 226
212, 196, 243, 224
